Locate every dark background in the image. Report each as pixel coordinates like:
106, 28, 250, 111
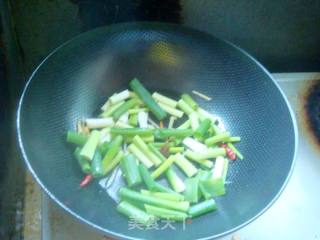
0, 0, 319, 239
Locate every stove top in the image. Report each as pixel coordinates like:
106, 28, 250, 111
24, 73, 320, 240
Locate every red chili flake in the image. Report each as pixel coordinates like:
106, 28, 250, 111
79, 174, 93, 188
221, 144, 236, 161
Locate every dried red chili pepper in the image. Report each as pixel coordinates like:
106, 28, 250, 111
80, 174, 93, 188
221, 144, 236, 160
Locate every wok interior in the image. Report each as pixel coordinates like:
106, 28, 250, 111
18, 23, 295, 239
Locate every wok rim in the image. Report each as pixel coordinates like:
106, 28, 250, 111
16, 22, 298, 240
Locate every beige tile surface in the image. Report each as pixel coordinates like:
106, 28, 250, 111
23, 173, 41, 240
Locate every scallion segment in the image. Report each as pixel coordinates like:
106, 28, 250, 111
128, 113, 138, 126
130, 78, 167, 120
184, 177, 199, 203
128, 108, 148, 115
144, 204, 187, 221
110, 127, 153, 137
174, 153, 198, 177
101, 135, 123, 174
91, 151, 104, 177
85, 118, 114, 129
169, 147, 184, 154
110, 90, 130, 104
119, 188, 190, 212
152, 92, 178, 108
196, 170, 213, 200
152, 183, 176, 194
228, 143, 244, 160
184, 148, 226, 161
194, 118, 211, 140
188, 199, 217, 218
80, 130, 101, 161
165, 167, 186, 193
168, 116, 176, 129
112, 98, 139, 120
181, 94, 198, 110
140, 189, 184, 202
185, 153, 213, 169
201, 178, 226, 197
212, 156, 229, 183
158, 102, 184, 118
183, 137, 208, 153
133, 135, 162, 166
151, 156, 175, 179
115, 121, 133, 129
151, 142, 175, 148
120, 154, 142, 187
102, 150, 124, 176
205, 132, 231, 146
177, 99, 194, 115
189, 112, 200, 131
117, 201, 154, 225
67, 131, 88, 145
100, 101, 125, 117
128, 143, 154, 168
98, 141, 110, 156
228, 136, 241, 143
74, 147, 91, 174
139, 164, 156, 190
147, 143, 166, 162
154, 128, 193, 139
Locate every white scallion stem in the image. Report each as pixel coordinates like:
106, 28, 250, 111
158, 102, 184, 118
183, 137, 208, 152
138, 111, 149, 128
197, 108, 217, 122
189, 112, 199, 131
184, 151, 213, 169
212, 156, 228, 181
128, 144, 154, 168
100, 101, 125, 117
168, 116, 176, 129
118, 112, 129, 124
100, 93, 117, 111
166, 168, 186, 193
192, 90, 212, 101
174, 153, 198, 177
152, 92, 178, 108
132, 135, 161, 166
110, 89, 130, 104
184, 148, 226, 160
101, 99, 111, 111
100, 128, 111, 143
177, 99, 194, 115
85, 118, 114, 129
